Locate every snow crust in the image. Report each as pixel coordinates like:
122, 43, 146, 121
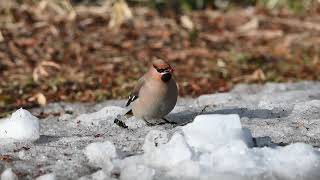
0, 108, 40, 141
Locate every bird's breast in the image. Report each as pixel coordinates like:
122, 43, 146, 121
132, 79, 178, 119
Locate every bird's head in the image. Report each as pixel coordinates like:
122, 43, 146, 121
150, 59, 174, 82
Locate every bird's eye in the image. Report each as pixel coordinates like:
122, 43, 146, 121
153, 65, 167, 73
157, 68, 166, 73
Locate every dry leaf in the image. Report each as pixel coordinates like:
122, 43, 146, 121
250, 69, 266, 81
33, 61, 61, 82
38, 0, 76, 20
180, 15, 194, 30
217, 59, 226, 68
108, 0, 133, 29
28, 93, 47, 106
36, 93, 47, 106
0, 30, 4, 42
237, 18, 259, 33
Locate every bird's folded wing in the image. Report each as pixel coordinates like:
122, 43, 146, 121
125, 76, 145, 107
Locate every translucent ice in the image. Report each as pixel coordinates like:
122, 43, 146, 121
0, 108, 40, 141
182, 114, 253, 152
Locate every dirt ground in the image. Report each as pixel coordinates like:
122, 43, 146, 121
0, 1, 320, 115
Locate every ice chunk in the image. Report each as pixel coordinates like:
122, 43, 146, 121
75, 106, 126, 126
0, 108, 40, 141
1, 168, 18, 180
103, 113, 320, 180
120, 165, 155, 180
79, 170, 113, 180
203, 140, 257, 175
167, 160, 200, 179
84, 141, 117, 172
182, 114, 252, 152
143, 133, 191, 168
261, 143, 320, 179
35, 173, 56, 180
142, 130, 168, 153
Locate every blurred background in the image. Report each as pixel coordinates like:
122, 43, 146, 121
0, 0, 319, 116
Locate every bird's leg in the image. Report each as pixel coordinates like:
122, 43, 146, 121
144, 119, 157, 126
197, 105, 210, 115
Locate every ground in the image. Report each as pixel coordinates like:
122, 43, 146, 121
1, 81, 320, 179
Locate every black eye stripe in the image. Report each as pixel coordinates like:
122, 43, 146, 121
157, 68, 166, 73
153, 65, 169, 73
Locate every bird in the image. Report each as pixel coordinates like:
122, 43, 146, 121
122, 59, 178, 125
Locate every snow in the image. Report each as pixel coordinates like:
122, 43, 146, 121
84, 141, 117, 173
1, 168, 18, 180
35, 173, 56, 180
120, 165, 155, 180
82, 114, 320, 180
182, 114, 253, 152
79, 170, 114, 180
0, 108, 40, 141
75, 106, 126, 126
142, 130, 169, 153
143, 133, 192, 168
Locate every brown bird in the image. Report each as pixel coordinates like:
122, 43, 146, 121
124, 59, 178, 125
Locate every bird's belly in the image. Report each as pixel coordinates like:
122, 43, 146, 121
132, 92, 177, 120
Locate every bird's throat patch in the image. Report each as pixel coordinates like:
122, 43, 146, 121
161, 73, 172, 82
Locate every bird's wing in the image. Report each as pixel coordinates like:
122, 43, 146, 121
125, 76, 145, 107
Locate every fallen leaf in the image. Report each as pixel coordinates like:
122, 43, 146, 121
28, 93, 47, 106
0, 30, 3, 42
108, 0, 133, 29
180, 15, 194, 30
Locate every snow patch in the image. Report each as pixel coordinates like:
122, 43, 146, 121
84, 141, 117, 173
35, 173, 56, 180
1, 168, 18, 180
120, 165, 155, 180
75, 106, 126, 126
0, 108, 40, 141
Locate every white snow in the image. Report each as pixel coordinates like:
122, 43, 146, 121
143, 133, 192, 168
182, 114, 253, 152
1, 168, 18, 180
142, 130, 169, 153
84, 141, 117, 173
83, 114, 320, 180
120, 165, 155, 180
196, 93, 235, 107
35, 173, 56, 180
75, 106, 126, 126
0, 108, 40, 141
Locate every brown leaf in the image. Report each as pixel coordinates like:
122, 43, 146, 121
28, 93, 47, 106
0, 30, 3, 42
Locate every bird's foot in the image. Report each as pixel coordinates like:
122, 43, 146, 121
162, 117, 177, 125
